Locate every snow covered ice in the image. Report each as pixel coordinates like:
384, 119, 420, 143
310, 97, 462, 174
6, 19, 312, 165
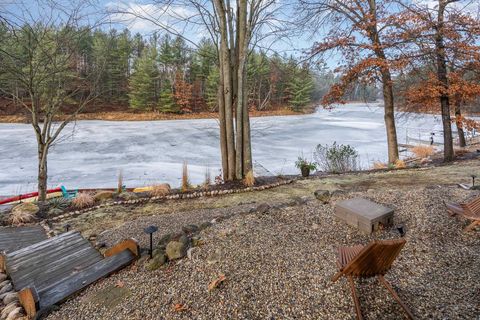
0, 103, 449, 195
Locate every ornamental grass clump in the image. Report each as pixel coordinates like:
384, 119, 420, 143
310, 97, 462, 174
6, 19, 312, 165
243, 170, 255, 187
72, 192, 95, 209
411, 145, 435, 159
314, 142, 358, 173
182, 161, 191, 192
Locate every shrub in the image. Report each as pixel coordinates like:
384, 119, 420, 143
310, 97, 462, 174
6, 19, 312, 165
295, 157, 317, 171
314, 142, 358, 173
47, 197, 72, 210
182, 161, 191, 192
72, 192, 95, 209
411, 145, 435, 158
9, 203, 38, 225
149, 184, 171, 197
243, 170, 255, 187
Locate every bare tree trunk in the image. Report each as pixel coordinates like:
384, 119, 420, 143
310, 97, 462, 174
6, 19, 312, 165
435, 0, 454, 162
38, 144, 48, 202
454, 100, 466, 147
217, 76, 229, 176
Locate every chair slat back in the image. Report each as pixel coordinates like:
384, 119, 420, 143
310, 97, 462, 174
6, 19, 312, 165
463, 197, 480, 217
342, 239, 406, 277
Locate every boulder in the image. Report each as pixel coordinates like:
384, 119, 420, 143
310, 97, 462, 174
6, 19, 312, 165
118, 192, 138, 201
2, 292, 18, 305
94, 191, 115, 202
11, 202, 39, 217
182, 224, 199, 234
314, 190, 331, 204
166, 240, 187, 260
145, 253, 167, 271
0, 274, 7, 282
157, 234, 172, 249
0, 280, 10, 290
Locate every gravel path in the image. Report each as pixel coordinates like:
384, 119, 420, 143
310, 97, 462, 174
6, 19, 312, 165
46, 185, 480, 320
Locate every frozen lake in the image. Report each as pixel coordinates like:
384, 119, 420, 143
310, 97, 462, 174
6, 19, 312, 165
0, 103, 448, 195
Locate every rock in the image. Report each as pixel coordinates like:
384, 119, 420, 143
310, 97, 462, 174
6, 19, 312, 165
95, 242, 107, 249
182, 224, 199, 234
0, 280, 10, 290
157, 234, 172, 249
166, 240, 187, 260
118, 192, 138, 201
1, 302, 18, 319
48, 208, 64, 217
94, 191, 115, 202
5, 307, 22, 320
3, 292, 18, 305
293, 196, 309, 205
314, 189, 331, 203
0, 274, 6, 282
145, 253, 167, 271
199, 221, 213, 230
191, 236, 203, 247
187, 247, 198, 259
251, 203, 270, 214
0, 283, 12, 295
11, 202, 39, 217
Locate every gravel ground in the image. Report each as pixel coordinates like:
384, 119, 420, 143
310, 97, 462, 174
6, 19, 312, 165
46, 186, 480, 320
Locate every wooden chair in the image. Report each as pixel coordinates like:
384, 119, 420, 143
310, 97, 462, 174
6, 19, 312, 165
332, 238, 414, 320
444, 197, 480, 232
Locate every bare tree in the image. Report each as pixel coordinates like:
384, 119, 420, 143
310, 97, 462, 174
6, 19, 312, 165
0, 1, 106, 201
111, 0, 282, 180
297, 0, 400, 164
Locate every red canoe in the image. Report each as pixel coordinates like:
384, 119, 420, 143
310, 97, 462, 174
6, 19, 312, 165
0, 187, 62, 205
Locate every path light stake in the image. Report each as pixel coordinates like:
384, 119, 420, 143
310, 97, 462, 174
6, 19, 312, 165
144, 225, 158, 258
396, 225, 405, 237
471, 175, 476, 187
63, 224, 71, 232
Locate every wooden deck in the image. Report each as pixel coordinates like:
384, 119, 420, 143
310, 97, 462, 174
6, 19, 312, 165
0, 225, 47, 254
2, 231, 139, 318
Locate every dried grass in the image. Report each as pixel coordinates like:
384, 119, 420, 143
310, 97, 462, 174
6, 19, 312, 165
72, 192, 95, 209
9, 210, 36, 225
149, 184, 171, 197
394, 159, 406, 169
203, 166, 211, 189
372, 162, 388, 169
411, 145, 435, 158
117, 169, 124, 193
454, 148, 468, 156
243, 170, 255, 187
182, 161, 191, 192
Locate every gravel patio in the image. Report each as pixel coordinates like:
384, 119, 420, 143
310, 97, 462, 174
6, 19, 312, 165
45, 185, 480, 320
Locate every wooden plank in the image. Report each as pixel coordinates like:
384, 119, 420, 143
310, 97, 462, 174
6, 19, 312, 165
38, 250, 134, 309
6, 231, 78, 259
0, 226, 47, 254
12, 245, 102, 292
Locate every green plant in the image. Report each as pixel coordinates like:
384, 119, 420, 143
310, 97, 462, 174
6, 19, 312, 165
47, 197, 72, 210
387, 163, 396, 170
295, 157, 317, 171
314, 142, 358, 173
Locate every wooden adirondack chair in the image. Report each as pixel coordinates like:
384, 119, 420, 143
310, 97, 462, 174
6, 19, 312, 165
444, 196, 480, 231
332, 238, 414, 320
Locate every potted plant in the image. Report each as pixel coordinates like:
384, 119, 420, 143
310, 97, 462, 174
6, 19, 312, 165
295, 157, 317, 177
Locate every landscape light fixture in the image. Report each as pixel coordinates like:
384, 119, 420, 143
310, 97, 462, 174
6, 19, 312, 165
396, 225, 405, 237
63, 224, 71, 232
144, 225, 158, 258
471, 175, 477, 187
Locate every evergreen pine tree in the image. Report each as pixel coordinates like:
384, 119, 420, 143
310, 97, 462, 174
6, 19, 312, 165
128, 46, 159, 110
288, 67, 314, 112
159, 80, 179, 113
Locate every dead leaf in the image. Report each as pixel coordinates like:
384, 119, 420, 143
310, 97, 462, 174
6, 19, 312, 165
208, 273, 226, 291
173, 303, 188, 312
115, 280, 125, 288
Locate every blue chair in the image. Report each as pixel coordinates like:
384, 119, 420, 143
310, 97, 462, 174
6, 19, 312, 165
61, 186, 78, 199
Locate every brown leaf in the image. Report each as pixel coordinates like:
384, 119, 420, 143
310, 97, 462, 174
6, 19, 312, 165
115, 280, 125, 288
173, 303, 188, 312
208, 273, 226, 291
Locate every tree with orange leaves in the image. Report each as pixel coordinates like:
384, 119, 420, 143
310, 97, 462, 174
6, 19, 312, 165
173, 71, 193, 113
392, 0, 480, 159
298, 0, 403, 164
